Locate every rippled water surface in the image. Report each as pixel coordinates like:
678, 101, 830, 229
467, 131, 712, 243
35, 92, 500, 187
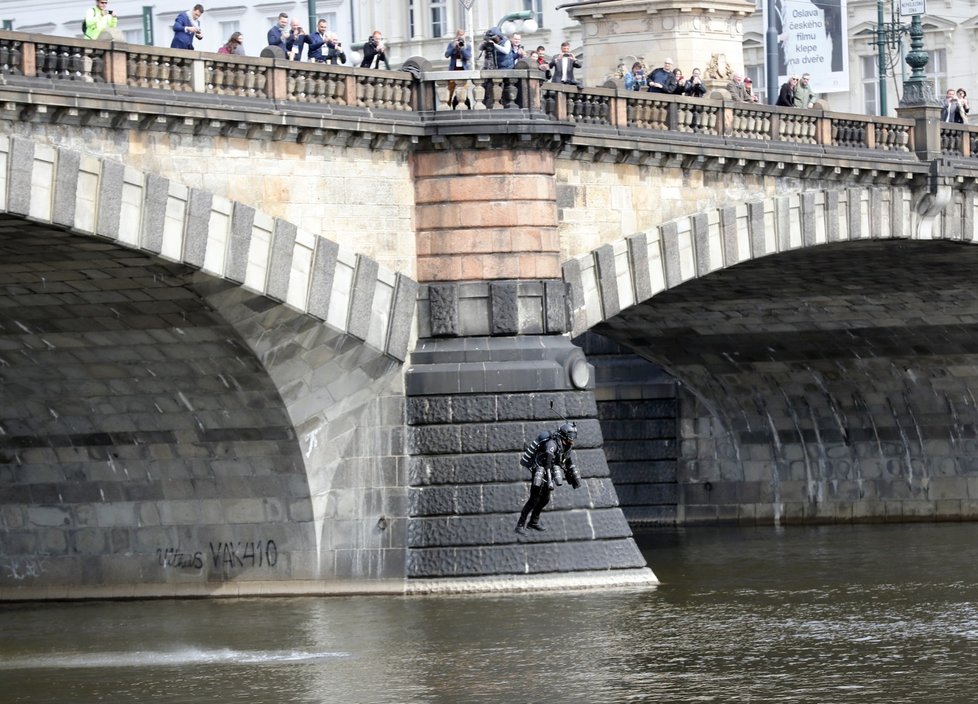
3, 523, 978, 703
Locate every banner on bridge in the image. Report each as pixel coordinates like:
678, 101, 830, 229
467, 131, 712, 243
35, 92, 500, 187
767, 0, 849, 94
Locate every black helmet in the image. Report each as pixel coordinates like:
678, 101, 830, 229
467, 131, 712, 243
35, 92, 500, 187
558, 422, 577, 443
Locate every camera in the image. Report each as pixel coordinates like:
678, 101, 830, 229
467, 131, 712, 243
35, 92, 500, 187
108, 9, 114, 14
456, 38, 464, 47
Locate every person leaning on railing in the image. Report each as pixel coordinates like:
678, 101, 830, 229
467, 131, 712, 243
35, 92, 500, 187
217, 31, 244, 56
83, 0, 118, 40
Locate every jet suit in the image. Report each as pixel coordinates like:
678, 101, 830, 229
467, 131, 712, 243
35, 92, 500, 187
516, 423, 581, 534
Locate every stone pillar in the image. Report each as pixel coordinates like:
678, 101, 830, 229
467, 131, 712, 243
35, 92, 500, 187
413, 149, 561, 282
564, 0, 756, 87
404, 146, 656, 591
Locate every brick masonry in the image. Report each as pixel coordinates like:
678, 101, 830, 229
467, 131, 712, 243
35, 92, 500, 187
412, 149, 561, 282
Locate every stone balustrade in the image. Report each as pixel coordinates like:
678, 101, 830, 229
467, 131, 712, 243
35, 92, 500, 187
1, 30, 978, 162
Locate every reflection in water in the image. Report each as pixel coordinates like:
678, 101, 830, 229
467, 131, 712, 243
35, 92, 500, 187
3, 523, 978, 703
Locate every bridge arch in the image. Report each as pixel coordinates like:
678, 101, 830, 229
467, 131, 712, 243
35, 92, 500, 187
1, 135, 418, 362
564, 186, 977, 336
0, 136, 420, 598
566, 188, 978, 525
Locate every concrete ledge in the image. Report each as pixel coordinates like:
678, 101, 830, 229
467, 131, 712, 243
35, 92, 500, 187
406, 567, 658, 594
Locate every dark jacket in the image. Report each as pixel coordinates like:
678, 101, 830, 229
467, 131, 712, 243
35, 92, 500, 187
170, 11, 199, 50
648, 66, 677, 94
304, 31, 328, 62
360, 37, 390, 69
683, 77, 707, 98
267, 24, 288, 51
325, 40, 346, 65
549, 52, 580, 85
776, 81, 795, 107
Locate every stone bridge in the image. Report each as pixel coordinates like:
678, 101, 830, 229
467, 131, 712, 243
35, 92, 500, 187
1, 31, 978, 599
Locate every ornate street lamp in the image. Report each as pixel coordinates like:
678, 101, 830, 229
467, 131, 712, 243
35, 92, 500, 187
497, 10, 538, 35
899, 10, 937, 106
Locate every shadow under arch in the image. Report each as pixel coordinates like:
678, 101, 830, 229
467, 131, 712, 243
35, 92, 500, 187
0, 140, 419, 599
565, 190, 978, 527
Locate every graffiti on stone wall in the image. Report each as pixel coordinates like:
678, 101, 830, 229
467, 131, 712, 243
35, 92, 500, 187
3, 557, 46, 580
154, 541, 279, 572
209, 541, 278, 569
156, 548, 205, 569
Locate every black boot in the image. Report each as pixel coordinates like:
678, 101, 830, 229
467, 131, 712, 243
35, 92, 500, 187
515, 521, 526, 535
527, 522, 546, 532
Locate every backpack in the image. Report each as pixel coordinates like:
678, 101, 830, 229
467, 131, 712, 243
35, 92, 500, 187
519, 431, 552, 469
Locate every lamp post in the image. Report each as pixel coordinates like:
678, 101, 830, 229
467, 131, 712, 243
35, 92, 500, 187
876, 0, 888, 115
765, 0, 779, 106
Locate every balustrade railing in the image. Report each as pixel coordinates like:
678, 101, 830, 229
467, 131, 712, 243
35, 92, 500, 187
940, 124, 978, 159
2, 29, 972, 162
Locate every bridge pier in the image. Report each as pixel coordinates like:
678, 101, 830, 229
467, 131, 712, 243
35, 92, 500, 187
404, 147, 656, 590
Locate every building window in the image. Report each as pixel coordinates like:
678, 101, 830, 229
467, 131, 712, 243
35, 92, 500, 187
523, 0, 543, 29
925, 47, 946, 94
430, 0, 447, 38
861, 55, 877, 116
408, 0, 417, 39
124, 28, 143, 45
218, 20, 239, 40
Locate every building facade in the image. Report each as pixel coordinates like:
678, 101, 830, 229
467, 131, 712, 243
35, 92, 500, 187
742, 0, 976, 115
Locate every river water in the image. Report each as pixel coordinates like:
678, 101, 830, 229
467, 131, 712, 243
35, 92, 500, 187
2, 522, 978, 703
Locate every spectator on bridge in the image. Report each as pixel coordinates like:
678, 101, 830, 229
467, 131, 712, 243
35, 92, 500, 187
548, 42, 580, 86
360, 30, 390, 69
957, 89, 971, 124
267, 13, 289, 53
531, 45, 550, 79
325, 34, 346, 65
683, 67, 707, 98
444, 28, 471, 70
793, 72, 815, 109
777, 75, 798, 107
509, 33, 527, 65
727, 72, 757, 102
287, 19, 305, 60
624, 61, 647, 91
217, 31, 244, 55
670, 68, 685, 95
744, 77, 760, 103
942, 89, 968, 123
83, 0, 118, 40
647, 58, 677, 94
302, 19, 329, 62
170, 5, 203, 50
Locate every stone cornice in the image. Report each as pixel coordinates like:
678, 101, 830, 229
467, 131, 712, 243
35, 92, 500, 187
2, 29, 978, 190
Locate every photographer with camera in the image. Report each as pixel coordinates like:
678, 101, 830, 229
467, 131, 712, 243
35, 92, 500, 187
444, 28, 471, 70
548, 42, 580, 85
360, 30, 390, 69
303, 19, 329, 62
83, 0, 118, 40
479, 26, 513, 70
444, 29, 471, 109
170, 4, 204, 50
325, 33, 346, 65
